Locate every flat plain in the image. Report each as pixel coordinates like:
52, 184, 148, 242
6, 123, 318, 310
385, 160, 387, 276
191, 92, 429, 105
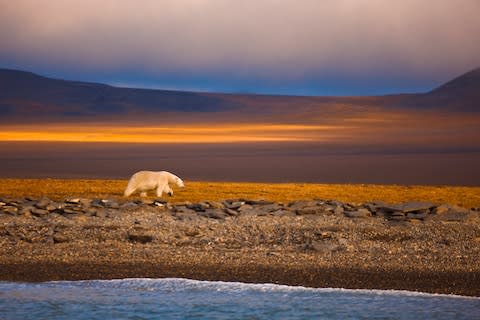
1, 179, 480, 208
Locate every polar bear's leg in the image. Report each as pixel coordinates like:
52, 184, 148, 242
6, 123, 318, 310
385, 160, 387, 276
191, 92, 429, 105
164, 185, 173, 196
156, 182, 165, 197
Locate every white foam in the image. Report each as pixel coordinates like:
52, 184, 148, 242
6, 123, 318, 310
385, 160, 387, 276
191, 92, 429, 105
41, 278, 480, 300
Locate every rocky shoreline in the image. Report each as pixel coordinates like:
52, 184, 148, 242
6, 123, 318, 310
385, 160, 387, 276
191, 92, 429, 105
1, 196, 480, 296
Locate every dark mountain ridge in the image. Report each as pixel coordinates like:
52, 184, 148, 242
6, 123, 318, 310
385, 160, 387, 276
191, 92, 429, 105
0, 68, 234, 118
0, 67, 479, 123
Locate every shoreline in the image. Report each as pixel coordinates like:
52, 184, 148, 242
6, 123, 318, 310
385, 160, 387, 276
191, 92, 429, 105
1, 195, 479, 297
2, 261, 479, 297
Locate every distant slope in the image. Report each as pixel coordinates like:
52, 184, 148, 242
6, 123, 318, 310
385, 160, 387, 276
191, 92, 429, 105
0, 67, 478, 124
395, 67, 480, 111
0, 69, 238, 122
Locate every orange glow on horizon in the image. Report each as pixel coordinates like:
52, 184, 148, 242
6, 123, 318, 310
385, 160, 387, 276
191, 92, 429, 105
0, 124, 342, 143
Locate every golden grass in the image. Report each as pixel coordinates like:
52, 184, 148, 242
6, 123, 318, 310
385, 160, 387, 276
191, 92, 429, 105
0, 179, 479, 208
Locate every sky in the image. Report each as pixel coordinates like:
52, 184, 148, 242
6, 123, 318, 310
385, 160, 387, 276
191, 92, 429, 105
1, 0, 480, 96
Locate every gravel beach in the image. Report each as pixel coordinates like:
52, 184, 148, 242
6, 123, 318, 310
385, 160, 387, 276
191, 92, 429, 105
1, 197, 479, 296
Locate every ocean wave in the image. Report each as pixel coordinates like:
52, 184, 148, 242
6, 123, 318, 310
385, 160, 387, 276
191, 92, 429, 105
4, 278, 477, 300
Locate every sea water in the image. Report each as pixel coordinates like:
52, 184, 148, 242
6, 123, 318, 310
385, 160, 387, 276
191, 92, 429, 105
0, 279, 479, 319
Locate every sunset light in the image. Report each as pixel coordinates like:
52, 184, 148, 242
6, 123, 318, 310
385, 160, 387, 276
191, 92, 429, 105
0, 124, 342, 143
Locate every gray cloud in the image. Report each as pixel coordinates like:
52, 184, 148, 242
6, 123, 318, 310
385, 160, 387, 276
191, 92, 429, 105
1, 0, 480, 93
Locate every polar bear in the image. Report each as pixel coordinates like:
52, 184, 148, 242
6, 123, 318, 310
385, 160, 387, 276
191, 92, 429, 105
124, 170, 184, 197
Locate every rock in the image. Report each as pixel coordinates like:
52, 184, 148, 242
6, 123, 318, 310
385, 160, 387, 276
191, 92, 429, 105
140, 199, 154, 205
207, 201, 224, 209
378, 204, 404, 213
79, 199, 92, 208
53, 233, 70, 243
85, 208, 97, 216
199, 209, 227, 219
120, 202, 139, 210
35, 197, 51, 209
380, 201, 434, 213
19, 206, 34, 217
433, 204, 468, 215
31, 208, 49, 217
237, 206, 267, 216
128, 232, 154, 243
224, 201, 246, 210
174, 206, 196, 215
237, 204, 253, 213
102, 199, 120, 209
187, 203, 209, 212
271, 209, 296, 217
304, 240, 342, 253
344, 208, 372, 218
224, 208, 240, 216
334, 206, 344, 215
322, 204, 336, 213
401, 201, 435, 213
431, 204, 474, 221
257, 203, 284, 212
65, 198, 81, 204
377, 204, 406, 219
246, 199, 275, 205
45, 203, 59, 211
184, 228, 200, 237
173, 211, 198, 221
407, 212, 428, 220
153, 200, 167, 208
93, 209, 109, 218
62, 208, 83, 215
2, 206, 18, 215
288, 200, 319, 210
342, 203, 358, 211
326, 200, 345, 207
363, 201, 387, 213
388, 212, 406, 221
90, 199, 105, 208
0, 201, 6, 207
296, 207, 322, 215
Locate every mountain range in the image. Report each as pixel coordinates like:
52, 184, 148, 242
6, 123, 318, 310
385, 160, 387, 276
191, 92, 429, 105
0, 67, 479, 124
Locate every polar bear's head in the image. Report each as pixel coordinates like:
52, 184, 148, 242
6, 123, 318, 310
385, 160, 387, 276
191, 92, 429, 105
164, 171, 184, 189
176, 177, 185, 188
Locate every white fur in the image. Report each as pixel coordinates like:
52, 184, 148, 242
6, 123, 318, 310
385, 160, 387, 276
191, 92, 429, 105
124, 171, 184, 197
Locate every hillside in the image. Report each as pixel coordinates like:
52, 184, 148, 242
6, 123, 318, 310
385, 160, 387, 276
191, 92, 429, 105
0, 69, 237, 122
397, 67, 480, 111
0, 67, 479, 124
